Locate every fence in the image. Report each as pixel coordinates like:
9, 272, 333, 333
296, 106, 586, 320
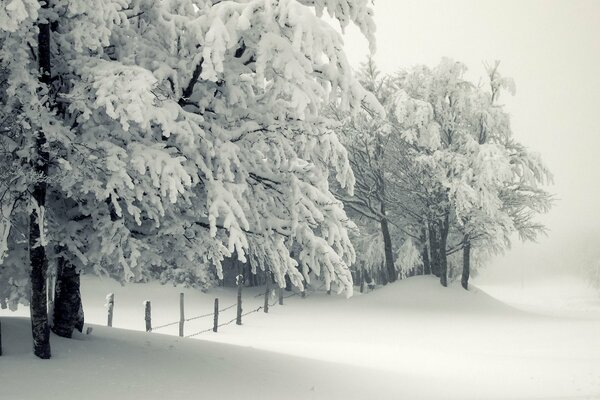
104, 278, 301, 339
0, 281, 351, 356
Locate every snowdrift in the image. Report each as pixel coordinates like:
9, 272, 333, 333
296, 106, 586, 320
1, 276, 598, 400
0, 317, 406, 400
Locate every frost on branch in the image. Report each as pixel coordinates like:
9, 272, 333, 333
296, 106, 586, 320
0, 0, 39, 32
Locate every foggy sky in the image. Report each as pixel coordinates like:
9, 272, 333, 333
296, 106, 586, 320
340, 0, 600, 281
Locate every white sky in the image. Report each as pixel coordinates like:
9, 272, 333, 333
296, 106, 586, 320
339, 0, 600, 281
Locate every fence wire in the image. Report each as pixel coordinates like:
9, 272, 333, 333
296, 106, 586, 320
183, 291, 300, 337
151, 320, 180, 331
152, 302, 238, 331
139, 289, 301, 335
185, 312, 213, 322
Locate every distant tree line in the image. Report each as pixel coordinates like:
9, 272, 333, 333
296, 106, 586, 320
332, 58, 553, 289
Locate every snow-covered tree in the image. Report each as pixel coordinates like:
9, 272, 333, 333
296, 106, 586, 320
330, 58, 399, 284
0, 0, 376, 358
336, 58, 552, 290
390, 59, 552, 288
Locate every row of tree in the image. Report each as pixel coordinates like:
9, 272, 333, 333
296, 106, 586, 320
0, 0, 378, 358
333, 58, 552, 289
0, 0, 553, 360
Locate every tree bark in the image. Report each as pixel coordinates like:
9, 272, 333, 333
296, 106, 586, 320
439, 214, 450, 287
461, 236, 471, 290
379, 262, 388, 285
428, 223, 440, 277
359, 267, 365, 293
236, 264, 242, 325
421, 245, 430, 275
30, 185, 50, 359
421, 228, 430, 275
29, 6, 52, 359
51, 255, 84, 338
380, 218, 396, 283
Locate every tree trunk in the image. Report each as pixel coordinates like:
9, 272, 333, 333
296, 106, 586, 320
236, 264, 242, 325
29, 216, 50, 358
421, 228, 431, 275
428, 223, 440, 277
359, 268, 365, 293
461, 236, 471, 290
439, 214, 450, 287
29, 8, 52, 359
51, 255, 84, 338
379, 262, 388, 285
380, 218, 396, 283
421, 244, 430, 275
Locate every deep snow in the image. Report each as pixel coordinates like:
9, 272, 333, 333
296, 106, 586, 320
1, 276, 599, 399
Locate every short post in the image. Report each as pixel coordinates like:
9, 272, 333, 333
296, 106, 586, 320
144, 301, 152, 332
179, 292, 184, 337
278, 287, 283, 305
106, 293, 114, 327
236, 274, 243, 325
213, 298, 219, 332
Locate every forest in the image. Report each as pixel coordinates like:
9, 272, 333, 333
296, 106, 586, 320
0, 0, 565, 364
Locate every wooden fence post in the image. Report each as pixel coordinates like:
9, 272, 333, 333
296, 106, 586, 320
236, 274, 243, 325
213, 298, 219, 332
179, 293, 184, 337
144, 301, 152, 332
106, 293, 114, 327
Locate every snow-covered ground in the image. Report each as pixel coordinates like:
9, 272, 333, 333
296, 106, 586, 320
1, 275, 599, 399
476, 274, 600, 319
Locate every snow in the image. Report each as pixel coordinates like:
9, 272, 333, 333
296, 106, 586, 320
0, 317, 406, 400
1, 275, 599, 399
477, 274, 600, 319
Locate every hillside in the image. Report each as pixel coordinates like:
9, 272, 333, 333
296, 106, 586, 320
1, 276, 599, 399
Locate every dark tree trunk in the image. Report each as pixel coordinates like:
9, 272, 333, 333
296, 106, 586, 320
461, 236, 471, 290
421, 246, 430, 275
350, 269, 358, 285
379, 262, 388, 285
429, 223, 440, 277
30, 195, 50, 359
359, 268, 365, 293
365, 270, 375, 290
51, 255, 84, 338
29, 7, 52, 359
421, 228, 431, 275
380, 218, 396, 283
285, 251, 294, 291
439, 214, 450, 287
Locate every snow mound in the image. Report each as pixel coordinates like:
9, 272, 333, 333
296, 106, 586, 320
0, 317, 405, 400
348, 275, 526, 315
1, 275, 599, 400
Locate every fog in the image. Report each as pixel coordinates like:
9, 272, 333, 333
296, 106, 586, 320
339, 0, 600, 284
